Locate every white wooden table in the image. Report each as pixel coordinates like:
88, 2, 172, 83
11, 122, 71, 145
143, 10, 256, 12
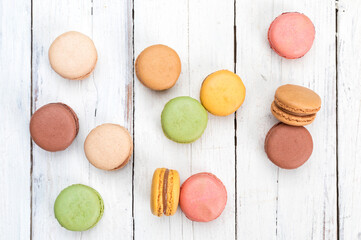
0, 0, 360, 239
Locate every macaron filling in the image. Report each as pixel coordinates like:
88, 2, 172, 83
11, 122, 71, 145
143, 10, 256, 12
162, 168, 169, 215
271, 102, 316, 124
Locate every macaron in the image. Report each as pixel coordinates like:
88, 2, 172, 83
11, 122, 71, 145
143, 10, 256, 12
271, 84, 321, 126
54, 184, 104, 231
150, 168, 180, 217
180, 173, 227, 222
49, 31, 97, 80
30, 103, 79, 152
200, 70, 246, 116
161, 96, 208, 143
84, 123, 133, 170
265, 123, 313, 169
268, 12, 315, 59
135, 44, 181, 90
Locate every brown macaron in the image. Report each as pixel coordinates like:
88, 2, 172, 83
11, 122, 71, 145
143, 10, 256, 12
271, 84, 321, 126
135, 44, 181, 90
30, 103, 79, 152
265, 123, 313, 169
84, 124, 133, 171
49, 31, 98, 80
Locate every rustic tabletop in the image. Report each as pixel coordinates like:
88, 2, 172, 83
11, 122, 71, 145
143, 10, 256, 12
0, 0, 360, 239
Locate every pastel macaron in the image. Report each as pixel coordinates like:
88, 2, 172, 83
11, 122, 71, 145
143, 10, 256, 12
135, 44, 181, 90
268, 12, 315, 59
54, 184, 104, 231
200, 70, 246, 116
151, 168, 180, 217
30, 103, 79, 152
49, 31, 97, 80
265, 123, 313, 169
161, 96, 208, 143
84, 123, 133, 170
180, 173, 227, 222
271, 84, 321, 126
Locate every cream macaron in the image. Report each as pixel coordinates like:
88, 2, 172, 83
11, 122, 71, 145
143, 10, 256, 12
84, 124, 133, 171
49, 31, 98, 80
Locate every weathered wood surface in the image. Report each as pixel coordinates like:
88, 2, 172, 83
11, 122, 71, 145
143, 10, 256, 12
236, 1, 337, 239
0, 0, 31, 239
31, 0, 133, 239
133, 0, 235, 239
337, 1, 361, 239
1, 0, 360, 239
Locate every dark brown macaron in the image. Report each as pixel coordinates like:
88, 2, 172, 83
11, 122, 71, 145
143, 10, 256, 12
30, 103, 79, 152
264, 123, 313, 169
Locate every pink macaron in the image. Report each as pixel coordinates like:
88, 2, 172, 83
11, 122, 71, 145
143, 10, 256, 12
179, 172, 227, 222
268, 12, 315, 59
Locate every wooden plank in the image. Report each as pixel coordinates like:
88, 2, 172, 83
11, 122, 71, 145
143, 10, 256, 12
189, 1, 235, 239
0, 0, 31, 239
32, 0, 133, 239
133, 0, 235, 239
236, 0, 337, 239
337, 1, 361, 239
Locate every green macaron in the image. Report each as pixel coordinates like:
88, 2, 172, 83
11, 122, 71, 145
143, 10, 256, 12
54, 184, 104, 231
161, 96, 208, 143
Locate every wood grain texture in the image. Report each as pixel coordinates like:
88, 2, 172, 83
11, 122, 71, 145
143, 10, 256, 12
133, 0, 235, 239
32, 0, 133, 239
2, 0, 361, 239
236, 0, 337, 239
337, 1, 361, 239
0, 0, 31, 239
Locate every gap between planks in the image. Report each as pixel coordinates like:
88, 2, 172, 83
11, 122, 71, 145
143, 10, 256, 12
335, 1, 340, 239
30, 0, 34, 239
233, 0, 238, 239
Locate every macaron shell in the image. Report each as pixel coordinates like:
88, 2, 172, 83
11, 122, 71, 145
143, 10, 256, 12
165, 170, 180, 216
135, 44, 181, 90
200, 70, 246, 116
180, 172, 227, 222
161, 97, 208, 143
54, 184, 104, 231
49, 31, 97, 80
265, 123, 313, 169
268, 12, 315, 59
84, 124, 133, 170
30, 103, 79, 152
150, 168, 166, 216
271, 101, 316, 126
275, 84, 321, 115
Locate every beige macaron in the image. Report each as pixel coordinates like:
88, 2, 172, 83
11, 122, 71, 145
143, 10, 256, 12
135, 44, 181, 90
84, 124, 133, 171
49, 31, 97, 80
271, 84, 321, 126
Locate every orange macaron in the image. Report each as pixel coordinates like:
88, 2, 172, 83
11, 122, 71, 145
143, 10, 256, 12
271, 84, 321, 126
135, 44, 181, 90
150, 168, 180, 217
200, 70, 246, 116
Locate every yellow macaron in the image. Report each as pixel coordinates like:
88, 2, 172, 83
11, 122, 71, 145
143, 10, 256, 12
200, 70, 246, 116
150, 168, 180, 217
